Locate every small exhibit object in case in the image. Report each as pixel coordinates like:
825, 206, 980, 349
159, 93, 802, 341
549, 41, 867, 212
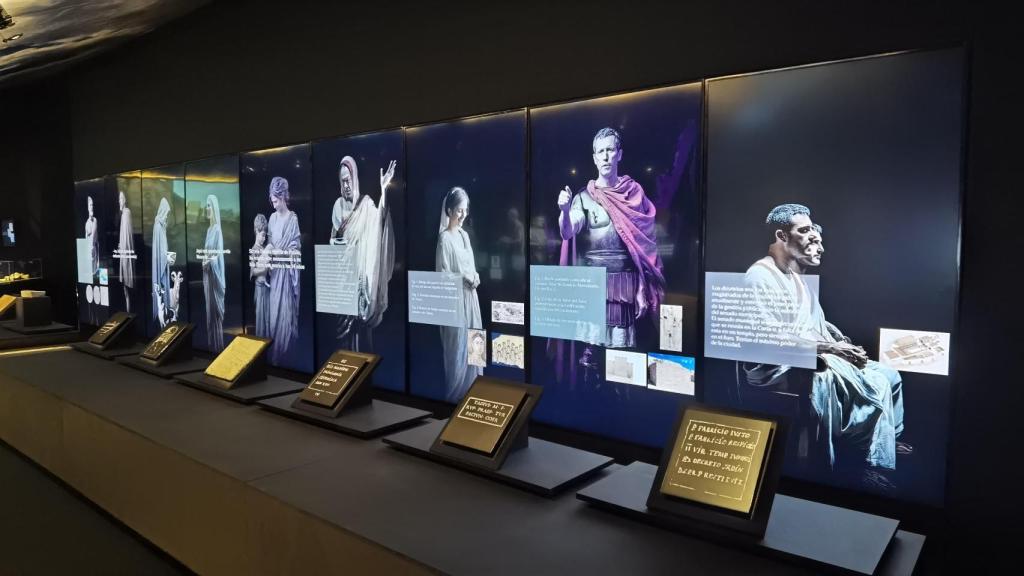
202, 335, 270, 388
430, 377, 542, 471
292, 350, 379, 418
646, 404, 785, 537
140, 322, 194, 365
86, 312, 135, 349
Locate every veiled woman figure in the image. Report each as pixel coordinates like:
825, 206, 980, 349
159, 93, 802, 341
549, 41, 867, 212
118, 191, 135, 313
266, 176, 302, 364
250, 214, 272, 339
151, 197, 173, 328
436, 187, 483, 403
85, 196, 99, 276
203, 194, 226, 351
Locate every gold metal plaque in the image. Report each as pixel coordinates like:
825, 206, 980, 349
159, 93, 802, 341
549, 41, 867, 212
141, 323, 186, 360
439, 380, 527, 455
659, 407, 776, 514
298, 353, 367, 408
0, 294, 15, 315
204, 336, 268, 382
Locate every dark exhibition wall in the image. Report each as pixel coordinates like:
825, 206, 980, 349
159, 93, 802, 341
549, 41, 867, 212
0, 77, 75, 324
1, 0, 1019, 570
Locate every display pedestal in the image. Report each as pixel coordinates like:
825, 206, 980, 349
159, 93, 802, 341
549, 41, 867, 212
1, 319, 75, 335
577, 462, 905, 575
175, 372, 305, 404
383, 418, 614, 496
70, 341, 146, 360
258, 395, 432, 438
116, 355, 209, 378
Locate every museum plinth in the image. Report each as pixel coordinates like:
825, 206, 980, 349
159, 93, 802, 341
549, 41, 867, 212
0, 347, 924, 575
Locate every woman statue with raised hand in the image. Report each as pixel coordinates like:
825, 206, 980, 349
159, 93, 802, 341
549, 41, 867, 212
435, 186, 483, 403
151, 197, 176, 328
118, 191, 135, 313
266, 176, 302, 365
331, 156, 397, 351
250, 213, 271, 339
203, 194, 226, 351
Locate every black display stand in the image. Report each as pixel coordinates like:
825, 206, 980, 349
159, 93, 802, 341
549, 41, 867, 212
383, 418, 614, 496
259, 349, 431, 436
259, 395, 432, 438
2, 320, 76, 335
429, 379, 542, 472
175, 373, 305, 404
116, 323, 205, 378
16, 295, 52, 328
71, 341, 146, 360
70, 313, 141, 359
577, 462, 901, 575
646, 403, 787, 537
289, 350, 379, 418
117, 355, 210, 378
2, 296, 74, 335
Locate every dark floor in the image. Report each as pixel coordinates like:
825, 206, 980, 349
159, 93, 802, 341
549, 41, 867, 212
0, 440, 191, 576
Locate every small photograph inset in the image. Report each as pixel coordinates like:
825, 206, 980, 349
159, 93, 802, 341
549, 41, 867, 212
491, 300, 525, 325
605, 349, 648, 387
878, 328, 950, 376
659, 304, 683, 352
491, 332, 525, 369
647, 353, 695, 395
467, 328, 488, 368
99, 285, 109, 307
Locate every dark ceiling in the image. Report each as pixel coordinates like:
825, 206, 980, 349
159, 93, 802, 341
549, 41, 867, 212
0, 0, 209, 85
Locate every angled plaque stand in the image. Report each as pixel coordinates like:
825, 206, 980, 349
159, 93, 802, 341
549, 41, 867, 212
258, 350, 431, 437
174, 336, 305, 404
646, 403, 786, 537
383, 418, 614, 497
116, 322, 207, 378
577, 462, 903, 576
71, 312, 144, 359
430, 377, 540, 471
382, 377, 613, 496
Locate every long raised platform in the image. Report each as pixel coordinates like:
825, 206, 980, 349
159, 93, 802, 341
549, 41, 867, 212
0, 324, 81, 351
0, 348, 925, 575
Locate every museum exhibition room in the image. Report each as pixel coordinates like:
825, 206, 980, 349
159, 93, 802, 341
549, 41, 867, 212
0, 0, 1018, 574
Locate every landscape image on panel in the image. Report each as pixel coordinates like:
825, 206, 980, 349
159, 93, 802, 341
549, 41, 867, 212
240, 144, 315, 373
702, 49, 964, 505
186, 155, 242, 354
312, 129, 406, 391
528, 83, 703, 448
142, 165, 188, 337
406, 111, 529, 403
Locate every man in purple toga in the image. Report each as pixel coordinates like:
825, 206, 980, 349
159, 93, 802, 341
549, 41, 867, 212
557, 127, 665, 349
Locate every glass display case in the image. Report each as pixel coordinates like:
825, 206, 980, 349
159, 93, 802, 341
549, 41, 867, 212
0, 258, 43, 284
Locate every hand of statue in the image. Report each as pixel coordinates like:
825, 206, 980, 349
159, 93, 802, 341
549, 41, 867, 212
557, 186, 572, 213
380, 160, 396, 193
167, 252, 177, 266
635, 286, 648, 319
822, 341, 868, 369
